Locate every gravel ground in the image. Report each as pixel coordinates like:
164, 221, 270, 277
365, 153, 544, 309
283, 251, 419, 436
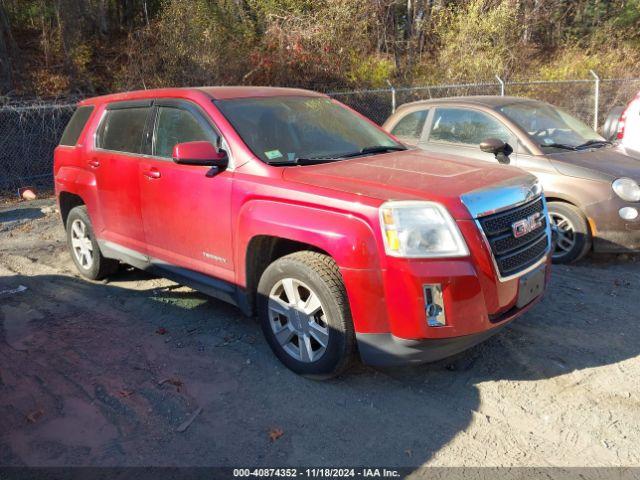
1, 197, 640, 470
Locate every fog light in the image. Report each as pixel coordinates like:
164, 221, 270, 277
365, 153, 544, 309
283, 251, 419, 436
619, 207, 639, 220
424, 284, 446, 327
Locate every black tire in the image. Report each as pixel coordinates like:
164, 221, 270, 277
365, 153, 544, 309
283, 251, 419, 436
66, 205, 119, 280
547, 201, 591, 264
257, 251, 356, 379
602, 106, 625, 141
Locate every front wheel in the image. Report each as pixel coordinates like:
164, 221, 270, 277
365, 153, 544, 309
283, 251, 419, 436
547, 201, 591, 264
257, 251, 355, 379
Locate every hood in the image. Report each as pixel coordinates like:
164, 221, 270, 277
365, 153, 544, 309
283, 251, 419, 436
547, 146, 640, 182
282, 149, 536, 219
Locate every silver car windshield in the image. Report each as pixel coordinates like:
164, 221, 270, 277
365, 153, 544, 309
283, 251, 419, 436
215, 96, 401, 164
498, 102, 605, 151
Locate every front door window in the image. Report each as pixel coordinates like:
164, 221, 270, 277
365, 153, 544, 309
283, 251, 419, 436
429, 108, 515, 147
153, 107, 219, 158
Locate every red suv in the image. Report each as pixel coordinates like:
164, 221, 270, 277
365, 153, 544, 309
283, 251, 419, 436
54, 87, 552, 378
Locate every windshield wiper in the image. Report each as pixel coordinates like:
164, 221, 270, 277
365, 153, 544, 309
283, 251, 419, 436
540, 143, 577, 151
575, 139, 613, 150
266, 145, 407, 165
266, 157, 342, 166
341, 145, 408, 158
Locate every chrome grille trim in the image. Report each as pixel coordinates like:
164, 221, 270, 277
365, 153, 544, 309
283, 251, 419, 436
461, 174, 543, 219
472, 195, 552, 282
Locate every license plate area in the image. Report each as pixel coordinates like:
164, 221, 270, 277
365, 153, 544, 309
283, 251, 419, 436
516, 265, 545, 308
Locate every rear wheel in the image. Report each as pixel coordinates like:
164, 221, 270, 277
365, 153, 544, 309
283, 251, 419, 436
257, 251, 355, 379
66, 206, 119, 280
547, 201, 591, 264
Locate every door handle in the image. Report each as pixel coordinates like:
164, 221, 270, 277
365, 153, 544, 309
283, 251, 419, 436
143, 168, 161, 179
88, 159, 100, 168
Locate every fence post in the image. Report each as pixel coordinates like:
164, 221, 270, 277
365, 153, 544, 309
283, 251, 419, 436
590, 70, 600, 131
386, 79, 396, 114
495, 75, 505, 96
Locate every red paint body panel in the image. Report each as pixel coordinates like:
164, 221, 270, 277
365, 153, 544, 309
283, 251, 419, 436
55, 87, 550, 356
281, 150, 527, 220
138, 159, 235, 282
92, 149, 147, 253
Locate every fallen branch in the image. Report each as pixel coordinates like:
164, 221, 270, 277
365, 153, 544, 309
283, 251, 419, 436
176, 407, 202, 433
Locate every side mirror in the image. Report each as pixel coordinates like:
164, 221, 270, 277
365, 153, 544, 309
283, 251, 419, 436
172, 141, 228, 169
479, 138, 513, 165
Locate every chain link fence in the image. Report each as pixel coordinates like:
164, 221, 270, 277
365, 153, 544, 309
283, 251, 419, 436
600, 78, 640, 124
0, 101, 75, 195
1, 75, 639, 196
333, 78, 604, 128
333, 76, 640, 132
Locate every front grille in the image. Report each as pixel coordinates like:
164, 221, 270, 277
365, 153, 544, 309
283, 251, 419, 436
478, 197, 549, 277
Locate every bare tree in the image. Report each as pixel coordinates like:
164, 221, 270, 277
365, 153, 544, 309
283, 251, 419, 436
0, 0, 16, 93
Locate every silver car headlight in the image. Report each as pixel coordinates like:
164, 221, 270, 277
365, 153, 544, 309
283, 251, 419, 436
379, 201, 469, 258
613, 178, 640, 202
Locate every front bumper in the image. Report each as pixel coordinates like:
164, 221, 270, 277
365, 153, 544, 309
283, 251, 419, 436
584, 197, 640, 252
358, 325, 506, 368
341, 224, 551, 367
341, 187, 552, 367
356, 280, 543, 367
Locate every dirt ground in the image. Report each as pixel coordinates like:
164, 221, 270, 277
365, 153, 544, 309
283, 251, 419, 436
1, 197, 640, 470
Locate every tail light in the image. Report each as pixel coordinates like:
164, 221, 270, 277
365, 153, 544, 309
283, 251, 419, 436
616, 113, 626, 140
618, 93, 640, 140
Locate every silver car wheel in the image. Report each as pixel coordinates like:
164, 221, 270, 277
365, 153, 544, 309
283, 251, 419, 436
70, 218, 94, 269
550, 212, 576, 260
268, 277, 329, 363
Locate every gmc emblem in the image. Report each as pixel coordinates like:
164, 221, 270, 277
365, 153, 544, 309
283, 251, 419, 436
512, 212, 543, 238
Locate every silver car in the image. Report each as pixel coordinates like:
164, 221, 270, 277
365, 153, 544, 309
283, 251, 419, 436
383, 96, 640, 263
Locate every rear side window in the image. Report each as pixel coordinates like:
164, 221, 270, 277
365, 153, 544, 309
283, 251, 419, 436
391, 109, 428, 141
153, 107, 219, 158
97, 107, 150, 154
59, 106, 94, 146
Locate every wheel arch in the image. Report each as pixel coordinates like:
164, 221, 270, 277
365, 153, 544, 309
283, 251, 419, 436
55, 165, 102, 231
546, 197, 594, 260
545, 195, 575, 205
244, 236, 332, 315
545, 196, 593, 235
58, 191, 86, 227
235, 200, 382, 317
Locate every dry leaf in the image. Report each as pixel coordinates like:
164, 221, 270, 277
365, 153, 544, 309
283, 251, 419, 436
26, 409, 44, 423
158, 377, 183, 392
156, 327, 168, 335
269, 427, 284, 442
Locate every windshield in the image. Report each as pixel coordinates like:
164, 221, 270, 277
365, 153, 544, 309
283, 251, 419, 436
215, 96, 401, 164
498, 102, 605, 151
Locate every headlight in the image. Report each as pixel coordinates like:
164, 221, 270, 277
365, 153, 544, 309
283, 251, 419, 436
613, 178, 640, 202
379, 201, 469, 258
531, 179, 543, 197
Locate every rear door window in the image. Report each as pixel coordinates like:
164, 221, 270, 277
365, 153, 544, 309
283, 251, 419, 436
390, 109, 428, 143
59, 106, 94, 146
153, 107, 219, 158
97, 107, 150, 154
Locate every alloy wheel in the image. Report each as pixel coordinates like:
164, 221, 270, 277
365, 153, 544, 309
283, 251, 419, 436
268, 278, 330, 363
550, 212, 576, 260
70, 218, 94, 269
